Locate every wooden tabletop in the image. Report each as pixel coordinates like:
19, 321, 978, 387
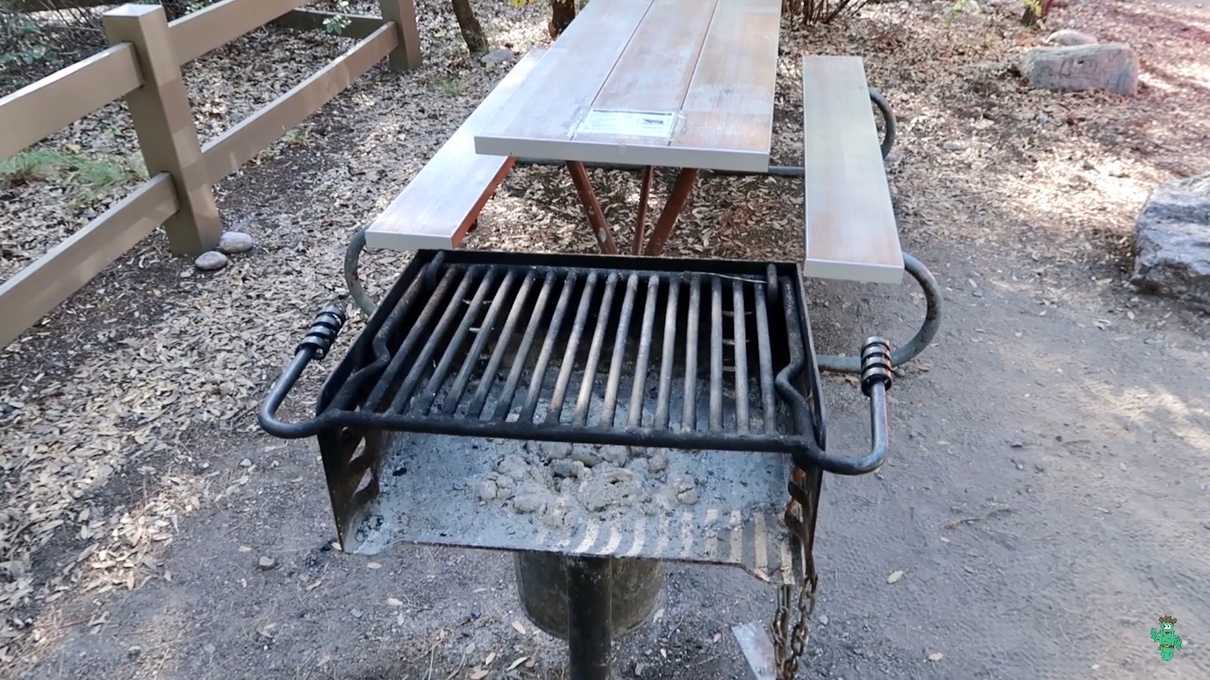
473, 0, 782, 173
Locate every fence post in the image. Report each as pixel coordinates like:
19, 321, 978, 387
103, 4, 220, 256
377, 0, 422, 70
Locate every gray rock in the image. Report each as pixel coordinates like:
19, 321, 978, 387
478, 479, 498, 501
1045, 29, 1097, 46
676, 488, 700, 505
194, 250, 229, 271
597, 445, 629, 466
570, 448, 602, 467
218, 231, 254, 254
1020, 44, 1138, 96
257, 556, 276, 571
551, 459, 587, 478
538, 441, 572, 460
480, 47, 515, 65
513, 493, 547, 514
646, 451, 668, 473
496, 454, 528, 479
1131, 173, 1210, 306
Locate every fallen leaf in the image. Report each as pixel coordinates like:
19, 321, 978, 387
511, 620, 526, 635
469, 670, 489, 680
506, 656, 528, 671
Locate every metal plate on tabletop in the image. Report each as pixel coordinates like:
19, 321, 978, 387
339, 430, 806, 587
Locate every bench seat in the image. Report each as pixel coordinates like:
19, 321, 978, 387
364, 49, 546, 250
802, 55, 903, 284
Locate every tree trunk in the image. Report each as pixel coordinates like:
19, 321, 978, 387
451, 0, 487, 54
1021, 0, 1054, 26
549, 0, 575, 38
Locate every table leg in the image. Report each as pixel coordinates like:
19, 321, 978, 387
642, 168, 698, 256
565, 161, 619, 255
632, 166, 653, 255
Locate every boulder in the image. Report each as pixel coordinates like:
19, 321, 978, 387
480, 48, 515, 66
1045, 29, 1097, 46
1131, 174, 1210, 306
1020, 44, 1138, 96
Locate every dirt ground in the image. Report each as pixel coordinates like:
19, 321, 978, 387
2, 0, 1209, 678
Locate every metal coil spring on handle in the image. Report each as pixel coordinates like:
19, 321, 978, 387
296, 302, 347, 360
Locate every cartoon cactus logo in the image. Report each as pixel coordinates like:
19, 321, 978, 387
1149, 615, 1183, 662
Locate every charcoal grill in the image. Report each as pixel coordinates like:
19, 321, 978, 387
259, 249, 894, 679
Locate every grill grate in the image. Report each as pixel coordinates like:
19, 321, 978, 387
272, 250, 826, 455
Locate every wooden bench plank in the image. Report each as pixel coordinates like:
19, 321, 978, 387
802, 55, 903, 284
364, 49, 546, 251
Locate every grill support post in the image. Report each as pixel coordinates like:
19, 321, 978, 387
567, 556, 613, 680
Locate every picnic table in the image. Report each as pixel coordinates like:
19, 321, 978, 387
473, 0, 782, 256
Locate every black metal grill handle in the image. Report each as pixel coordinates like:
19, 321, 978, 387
789, 336, 893, 476
258, 301, 347, 439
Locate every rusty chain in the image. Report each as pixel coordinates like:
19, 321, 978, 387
771, 563, 818, 679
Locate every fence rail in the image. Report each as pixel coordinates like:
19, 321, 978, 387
0, 0, 421, 349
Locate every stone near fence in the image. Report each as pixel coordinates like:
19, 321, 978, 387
1020, 44, 1139, 96
194, 251, 229, 271
218, 231, 255, 254
1045, 29, 1098, 46
480, 48, 516, 66
1131, 173, 1210, 307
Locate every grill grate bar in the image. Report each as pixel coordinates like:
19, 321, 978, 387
518, 272, 578, 423
467, 271, 538, 418
387, 268, 480, 414
601, 274, 639, 427
441, 269, 518, 416
709, 276, 724, 432
682, 276, 701, 432
547, 272, 598, 424
573, 273, 620, 426
413, 268, 497, 415
627, 275, 660, 429
655, 276, 679, 430
362, 268, 457, 412
732, 279, 750, 433
754, 281, 777, 434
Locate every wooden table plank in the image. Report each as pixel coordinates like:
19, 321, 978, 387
801, 56, 903, 284
590, 0, 719, 114
474, 0, 652, 155
673, 0, 781, 165
474, 0, 781, 172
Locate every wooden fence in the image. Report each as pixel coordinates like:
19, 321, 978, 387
0, 0, 420, 349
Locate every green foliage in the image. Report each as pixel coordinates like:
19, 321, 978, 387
1, 149, 143, 204
323, 0, 353, 35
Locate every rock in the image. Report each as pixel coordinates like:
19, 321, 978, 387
942, 140, 967, 152
570, 448, 602, 467
257, 556, 277, 571
1131, 174, 1210, 306
513, 493, 547, 514
1045, 29, 1097, 46
927, 651, 944, 662
194, 250, 229, 271
538, 441, 572, 460
478, 479, 498, 501
675, 488, 699, 505
551, 459, 587, 478
597, 445, 629, 466
818, 614, 829, 626
496, 454, 529, 479
887, 569, 904, 584
1019, 44, 1139, 96
239, 457, 253, 468
218, 231, 254, 254
127, 646, 142, 660
647, 451, 668, 473
480, 47, 515, 65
